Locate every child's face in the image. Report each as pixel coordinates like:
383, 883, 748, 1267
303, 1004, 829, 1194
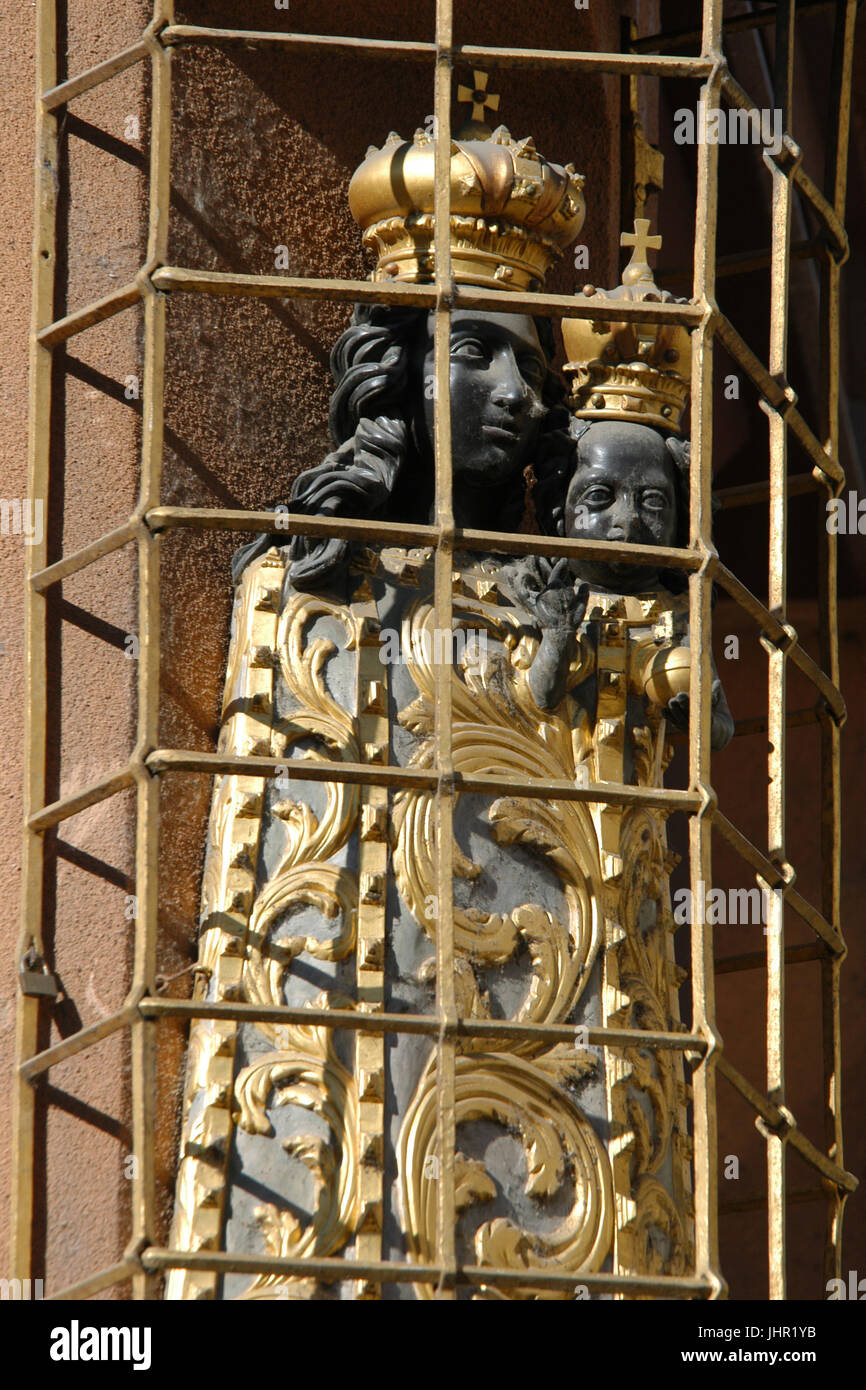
564, 423, 678, 592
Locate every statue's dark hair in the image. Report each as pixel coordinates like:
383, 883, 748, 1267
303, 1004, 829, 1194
286, 303, 567, 588
533, 418, 693, 594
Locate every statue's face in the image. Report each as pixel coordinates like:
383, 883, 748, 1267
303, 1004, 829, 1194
413, 310, 547, 488
564, 422, 679, 592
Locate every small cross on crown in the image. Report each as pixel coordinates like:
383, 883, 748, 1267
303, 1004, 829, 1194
456, 70, 500, 126
620, 218, 663, 286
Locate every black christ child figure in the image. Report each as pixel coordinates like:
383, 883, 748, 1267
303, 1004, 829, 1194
526, 419, 734, 752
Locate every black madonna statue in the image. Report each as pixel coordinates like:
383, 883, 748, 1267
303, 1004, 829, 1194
168, 98, 728, 1299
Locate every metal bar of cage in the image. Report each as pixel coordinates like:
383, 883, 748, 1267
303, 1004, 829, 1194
35, 272, 709, 337
714, 314, 844, 490
12, 0, 57, 1287
715, 1055, 856, 1194
35, 281, 143, 347
41, 40, 150, 112
21, 741, 844, 958
36, 31, 714, 121
29, 273, 845, 492
28, 759, 706, 825
158, 25, 717, 80
13, 0, 855, 1301
716, 942, 827, 976
430, 0, 458, 1298
35, 20, 846, 273
140, 1249, 703, 1295
32, 516, 704, 592
714, 473, 818, 510
720, 69, 848, 262
686, 0, 724, 1299
128, 0, 174, 1301
23, 501, 851, 724
727, 707, 823, 738
44, 1250, 711, 1301
763, 0, 796, 1301
16, 987, 854, 1194
658, 237, 821, 286
816, 0, 857, 1292
21, 1006, 710, 1084
632, 1, 838, 54
35, 25, 845, 271
721, 1186, 827, 1216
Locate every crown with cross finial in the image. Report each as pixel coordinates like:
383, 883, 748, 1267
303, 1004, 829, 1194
348, 70, 585, 292
561, 219, 693, 433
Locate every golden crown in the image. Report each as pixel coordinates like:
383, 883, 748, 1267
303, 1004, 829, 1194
348, 72, 585, 293
561, 220, 692, 434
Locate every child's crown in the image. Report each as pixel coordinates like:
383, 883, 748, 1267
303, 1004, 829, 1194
561, 220, 692, 435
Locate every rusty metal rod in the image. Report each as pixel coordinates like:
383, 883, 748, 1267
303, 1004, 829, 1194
715, 942, 826, 977
720, 70, 848, 262
716, 1056, 857, 1194
150, 264, 707, 326
27, 764, 136, 832
159, 25, 715, 80
42, 40, 150, 110
139, 996, 707, 1052
714, 473, 817, 511
140, 1246, 713, 1295
44, 1259, 141, 1302
816, 0, 857, 1289
714, 314, 845, 491
19, 1004, 140, 1081
36, 281, 141, 347
13, 0, 58, 1285
632, 1, 835, 53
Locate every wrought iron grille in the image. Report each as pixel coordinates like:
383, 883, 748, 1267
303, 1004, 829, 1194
14, 0, 858, 1300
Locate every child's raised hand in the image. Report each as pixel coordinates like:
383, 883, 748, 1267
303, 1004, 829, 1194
533, 560, 589, 634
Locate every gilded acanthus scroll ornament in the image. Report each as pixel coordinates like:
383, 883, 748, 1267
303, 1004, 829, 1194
392, 589, 603, 1006
397, 1049, 613, 1300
